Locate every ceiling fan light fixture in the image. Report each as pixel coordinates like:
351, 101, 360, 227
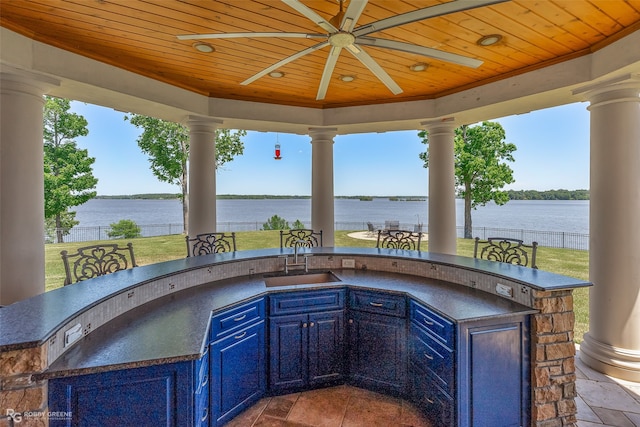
340, 75, 355, 82
477, 34, 502, 46
410, 63, 428, 72
192, 42, 214, 53
269, 71, 285, 78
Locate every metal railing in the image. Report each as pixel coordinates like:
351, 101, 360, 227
47, 222, 589, 251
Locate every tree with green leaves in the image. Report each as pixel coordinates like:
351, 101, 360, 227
262, 215, 290, 230
125, 115, 245, 233
419, 121, 516, 239
107, 219, 142, 239
44, 96, 98, 243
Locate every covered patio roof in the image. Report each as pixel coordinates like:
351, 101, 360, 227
1, 0, 639, 132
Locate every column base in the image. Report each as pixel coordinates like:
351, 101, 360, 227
580, 332, 640, 381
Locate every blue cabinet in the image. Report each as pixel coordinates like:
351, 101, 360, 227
348, 290, 406, 395
210, 298, 266, 427
48, 360, 199, 427
268, 289, 345, 393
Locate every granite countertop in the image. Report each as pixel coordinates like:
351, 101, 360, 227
40, 269, 538, 379
1, 248, 589, 355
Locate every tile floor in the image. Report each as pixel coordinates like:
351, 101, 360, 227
225, 345, 640, 427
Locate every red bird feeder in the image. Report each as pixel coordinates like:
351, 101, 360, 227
274, 143, 282, 160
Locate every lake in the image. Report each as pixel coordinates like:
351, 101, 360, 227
74, 198, 589, 234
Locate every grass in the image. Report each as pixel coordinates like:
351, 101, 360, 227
45, 230, 590, 342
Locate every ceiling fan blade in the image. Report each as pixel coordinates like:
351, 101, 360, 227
356, 37, 483, 68
282, 0, 338, 33
241, 41, 330, 86
341, 0, 368, 32
353, 0, 508, 37
348, 45, 402, 95
316, 46, 342, 100
177, 32, 325, 41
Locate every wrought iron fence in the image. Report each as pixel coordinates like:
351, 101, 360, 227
47, 222, 589, 251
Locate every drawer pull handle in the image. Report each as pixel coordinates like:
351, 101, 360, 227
369, 302, 384, 307
201, 374, 209, 387
423, 318, 434, 326
234, 331, 247, 339
424, 352, 434, 360
233, 314, 247, 322
426, 397, 434, 404
201, 406, 209, 422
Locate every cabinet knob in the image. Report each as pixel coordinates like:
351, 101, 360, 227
348, 319, 353, 324
302, 322, 308, 328
310, 322, 315, 327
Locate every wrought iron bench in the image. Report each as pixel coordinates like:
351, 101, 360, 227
61, 242, 137, 285
376, 229, 423, 251
185, 232, 237, 257
473, 237, 538, 269
280, 229, 323, 248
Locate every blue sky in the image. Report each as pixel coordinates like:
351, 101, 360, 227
70, 101, 590, 196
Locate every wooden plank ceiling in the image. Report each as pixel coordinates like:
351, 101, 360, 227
1, 0, 639, 109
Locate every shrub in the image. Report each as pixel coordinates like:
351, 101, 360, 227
292, 220, 305, 229
262, 214, 289, 230
107, 219, 142, 239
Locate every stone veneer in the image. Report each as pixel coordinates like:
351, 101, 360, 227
0, 254, 581, 427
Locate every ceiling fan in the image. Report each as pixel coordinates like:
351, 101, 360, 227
177, 0, 506, 100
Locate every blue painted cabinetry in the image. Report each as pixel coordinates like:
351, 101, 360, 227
268, 289, 345, 393
408, 299, 530, 427
347, 289, 406, 395
210, 298, 266, 427
48, 359, 200, 427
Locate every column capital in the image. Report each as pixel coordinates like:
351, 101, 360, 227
308, 127, 338, 142
185, 115, 224, 133
420, 117, 456, 134
573, 73, 640, 106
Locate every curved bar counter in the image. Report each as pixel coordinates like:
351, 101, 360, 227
0, 248, 590, 426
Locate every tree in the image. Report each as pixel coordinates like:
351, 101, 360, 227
107, 219, 142, 239
419, 121, 516, 239
44, 96, 98, 243
262, 215, 290, 230
125, 115, 245, 233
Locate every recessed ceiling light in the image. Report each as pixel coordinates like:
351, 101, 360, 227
340, 75, 355, 82
269, 71, 285, 78
410, 63, 428, 72
192, 42, 214, 53
477, 34, 502, 46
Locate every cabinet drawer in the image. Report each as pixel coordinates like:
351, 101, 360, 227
409, 367, 454, 427
210, 298, 265, 341
349, 289, 406, 317
269, 289, 345, 315
410, 300, 454, 347
409, 324, 453, 394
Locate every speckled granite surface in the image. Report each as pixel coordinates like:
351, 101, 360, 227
1, 248, 589, 378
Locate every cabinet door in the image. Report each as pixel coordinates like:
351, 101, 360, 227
458, 319, 530, 427
48, 362, 193, 427
211, 321, 266, 427
308, 310, 345, 387
348, 311, 406, 394
269, 313, 308, 391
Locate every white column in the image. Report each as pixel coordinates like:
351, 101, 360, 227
0, 69, 59, 305
421, 119, 457, 255
422, 119, 457, 255
309, 127, 337, 247
577, 76, 640, 381
187, 116, 222, 238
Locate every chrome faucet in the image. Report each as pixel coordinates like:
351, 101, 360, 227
294, 239, 306, 264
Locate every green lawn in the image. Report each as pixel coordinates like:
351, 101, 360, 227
45, 230, 590, 342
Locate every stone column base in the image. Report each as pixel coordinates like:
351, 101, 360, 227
580, 332, 640, 382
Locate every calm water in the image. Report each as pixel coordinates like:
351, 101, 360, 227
74, 198, 589, 234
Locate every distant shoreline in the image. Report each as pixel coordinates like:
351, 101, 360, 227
96, 189, 590, 201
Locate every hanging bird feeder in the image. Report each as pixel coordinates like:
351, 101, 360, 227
274, 143, 282, 160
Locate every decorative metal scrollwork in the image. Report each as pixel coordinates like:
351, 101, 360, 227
474, 237, 538, 269
376, 230, 423, 251
280, 229, 323, 248
61, 243, 137, 285
186, 232, 237, 256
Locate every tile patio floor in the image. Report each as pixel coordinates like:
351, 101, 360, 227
224, 344, 640, 426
